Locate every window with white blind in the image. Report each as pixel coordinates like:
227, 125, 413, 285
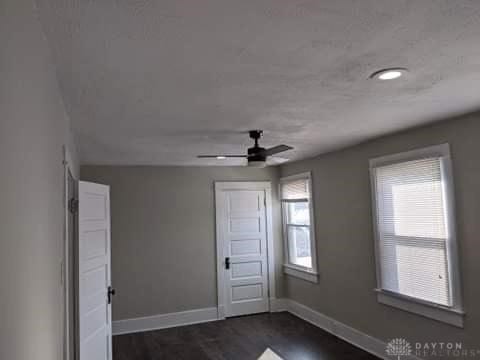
370, 144, 464, 327
280, 172, 318, 283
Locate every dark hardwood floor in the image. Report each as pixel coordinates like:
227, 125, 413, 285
113, 312, 380, 360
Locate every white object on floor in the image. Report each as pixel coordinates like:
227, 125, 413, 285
258, 348, 284, 360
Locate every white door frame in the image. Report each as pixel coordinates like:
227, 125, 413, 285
63, 146, 78, 360
215, 181, 276, 319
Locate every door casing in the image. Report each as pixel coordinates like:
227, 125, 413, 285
215, 181, 276, 319
63, 146, 78, 360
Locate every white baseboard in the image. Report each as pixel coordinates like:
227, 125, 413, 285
285, 299, 422, 360
114, 298, 280, 335
112, 307, 219, 335
270, 297, 289, 312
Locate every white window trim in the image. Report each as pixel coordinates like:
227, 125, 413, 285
369, 143, 464, 327
280, 172, 318, 283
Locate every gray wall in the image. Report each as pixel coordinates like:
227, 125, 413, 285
81, 166, 283, 321
280, 113, 480, 356
0, 0, 77, 359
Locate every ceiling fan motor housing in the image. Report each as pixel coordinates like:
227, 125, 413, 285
248, 146, 266, 162
248, 145, 267, 167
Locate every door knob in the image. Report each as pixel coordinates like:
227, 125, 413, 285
107, 286, 116, 304
225, 257, 230, 270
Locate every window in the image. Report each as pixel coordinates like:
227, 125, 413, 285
280, 172, 318, 282
370, 144, 463, 327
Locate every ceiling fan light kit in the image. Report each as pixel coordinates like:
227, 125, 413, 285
197, 130, 293, 167
247, 160, 267, 168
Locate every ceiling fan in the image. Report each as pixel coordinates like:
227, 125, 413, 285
198, 130, 293, 167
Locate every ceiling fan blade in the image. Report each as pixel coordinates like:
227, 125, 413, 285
267, 156, 290, 165
197, 155, 247, 158
263, 145, 293, 156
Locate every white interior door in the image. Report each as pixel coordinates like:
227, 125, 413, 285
217, 186, 270, 317
78, 181, 112, 360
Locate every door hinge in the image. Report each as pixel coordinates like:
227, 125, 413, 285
69, 198, 79, 214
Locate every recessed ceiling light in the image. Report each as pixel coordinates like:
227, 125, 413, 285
370, 68, 408, 81
216, 156, 227, 160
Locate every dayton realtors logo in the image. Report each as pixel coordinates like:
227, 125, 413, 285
386, 338, 412, 359
386, 339, 480, 358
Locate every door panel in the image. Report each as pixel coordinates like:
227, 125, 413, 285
83, 229, 108, 260
230, 218, 261, 233
78, 181, 111, 360
221, 189, 269, 317
230, 239, 261, 256
231, 261, 262, 278
232, 284, 263, 301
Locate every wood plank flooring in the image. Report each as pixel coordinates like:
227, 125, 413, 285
113, 312, 380, 360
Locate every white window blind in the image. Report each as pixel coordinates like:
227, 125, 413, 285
373, 157, 452, 306
281, 178, 309, 200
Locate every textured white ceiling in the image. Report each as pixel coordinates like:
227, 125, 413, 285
38, 0, 480, 165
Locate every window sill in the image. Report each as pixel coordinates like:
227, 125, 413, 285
283, 264, 318, 283
375, 289, 464, 328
